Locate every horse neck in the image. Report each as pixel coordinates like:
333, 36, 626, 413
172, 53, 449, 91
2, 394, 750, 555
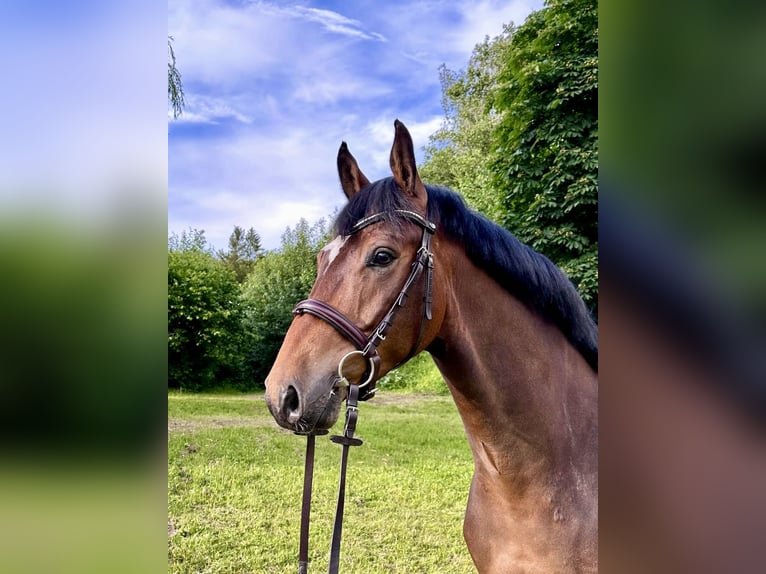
431, 238, 598, 495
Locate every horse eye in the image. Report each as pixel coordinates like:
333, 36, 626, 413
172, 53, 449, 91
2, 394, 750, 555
369, 249, 395, 267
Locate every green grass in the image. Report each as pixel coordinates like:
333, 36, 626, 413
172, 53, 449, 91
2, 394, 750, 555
168, 391, 476, 573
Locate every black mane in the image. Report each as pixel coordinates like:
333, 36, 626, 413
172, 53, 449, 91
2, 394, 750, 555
335, 177, 598, 371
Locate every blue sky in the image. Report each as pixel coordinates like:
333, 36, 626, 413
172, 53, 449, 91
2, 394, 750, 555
169, 0, 543, 251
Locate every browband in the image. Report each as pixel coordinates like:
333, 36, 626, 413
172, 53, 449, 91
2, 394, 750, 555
350, 209, 436, 234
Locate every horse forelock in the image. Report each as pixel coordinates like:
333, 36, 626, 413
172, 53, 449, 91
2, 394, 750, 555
332, 177, 598, 371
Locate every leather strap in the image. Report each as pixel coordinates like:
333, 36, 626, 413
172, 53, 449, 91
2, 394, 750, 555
328, 384, 363, 573
296, 429, 328, 574
295, 387, 362, 574
350, 209, 435, 235
294, 300, 369, 350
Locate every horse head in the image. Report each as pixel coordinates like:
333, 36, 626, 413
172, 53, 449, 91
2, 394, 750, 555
265, 120, 445, 432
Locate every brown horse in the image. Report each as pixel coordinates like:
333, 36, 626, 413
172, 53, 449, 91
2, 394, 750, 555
265, 120, 598, 573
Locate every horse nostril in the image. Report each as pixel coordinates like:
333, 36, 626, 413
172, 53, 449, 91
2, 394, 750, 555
282, 385, 301, 423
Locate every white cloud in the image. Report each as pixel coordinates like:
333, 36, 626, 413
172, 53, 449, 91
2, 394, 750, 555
290, 7, 387, 42
169, 0, 293, 87
291, 76, 392, 106
171, 94, 252, 124
170, 121, 349, 250
169, 0, 390, 90
449, 0, 540, 55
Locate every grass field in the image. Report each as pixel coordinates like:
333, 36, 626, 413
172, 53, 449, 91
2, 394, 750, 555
168, 390, 476, 573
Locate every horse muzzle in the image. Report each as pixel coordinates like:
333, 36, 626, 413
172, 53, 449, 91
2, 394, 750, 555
265, 375, 344, 433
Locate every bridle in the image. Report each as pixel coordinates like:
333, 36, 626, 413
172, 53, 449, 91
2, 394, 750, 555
293, 209, 436, 401
289, 209, 436, 573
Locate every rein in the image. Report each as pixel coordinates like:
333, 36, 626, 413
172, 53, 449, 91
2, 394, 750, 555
291, 209, 436, 573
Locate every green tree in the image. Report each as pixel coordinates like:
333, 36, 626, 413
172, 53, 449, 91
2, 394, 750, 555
168, 36, 185, 119
492, 0, 598, 315
420, 27, 515, 223
168, 227, 208, 252
240, 218, 330, 386
217, 226, 263, 283
168, 243, 249, 390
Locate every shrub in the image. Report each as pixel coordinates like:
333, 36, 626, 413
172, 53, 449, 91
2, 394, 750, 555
168, 249, 249, 390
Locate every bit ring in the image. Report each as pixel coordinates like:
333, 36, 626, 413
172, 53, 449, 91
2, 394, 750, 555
337, 350, 376, 388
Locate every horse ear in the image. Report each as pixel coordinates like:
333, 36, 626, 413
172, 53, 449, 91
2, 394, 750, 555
389, 119, 427, 210
337, 142, 370, 200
